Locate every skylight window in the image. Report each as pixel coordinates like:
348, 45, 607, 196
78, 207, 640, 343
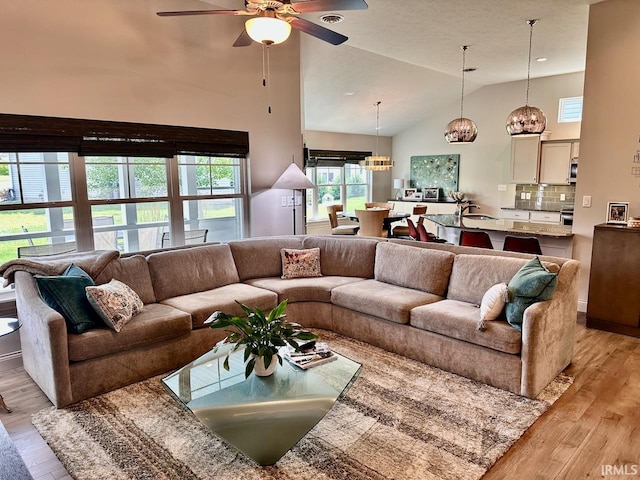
558, 96, 583, 123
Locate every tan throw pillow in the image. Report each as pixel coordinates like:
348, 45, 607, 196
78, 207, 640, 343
281, 248, 322, 279
86, 279, 144, 333
477, 283, 509, 331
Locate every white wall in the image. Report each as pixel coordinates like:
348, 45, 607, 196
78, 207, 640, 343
303, 130, 393, 201
0, 0, 303, 238
573, 0, 640, 311
393, 73, 584, 217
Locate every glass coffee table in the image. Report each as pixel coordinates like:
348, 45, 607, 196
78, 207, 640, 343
162, 344, 361, 465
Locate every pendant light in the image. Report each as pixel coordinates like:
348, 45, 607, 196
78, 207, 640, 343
445, 45, 477, 144
506, 19, 547, 135
361, 101, 393, 171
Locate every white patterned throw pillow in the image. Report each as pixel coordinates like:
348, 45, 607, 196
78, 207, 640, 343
477, 283, 509, 331
86, 279, 144, 332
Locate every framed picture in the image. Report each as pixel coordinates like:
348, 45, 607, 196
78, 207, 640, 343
402, 188, 417, 200
606, 202, 629, 224
423, 188, 440, 200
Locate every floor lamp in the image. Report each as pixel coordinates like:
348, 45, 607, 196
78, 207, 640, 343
272, 162, 315, 235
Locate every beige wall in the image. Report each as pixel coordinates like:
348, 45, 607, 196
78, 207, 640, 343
0, 0, 303, 237
573, 0, 640, 311
393, 73, 583, 217
303, 130, 393, 202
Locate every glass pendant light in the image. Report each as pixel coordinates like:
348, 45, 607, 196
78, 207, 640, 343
506, 19, 547, 135
361, 101, 393, 171
445, 45, 477, 144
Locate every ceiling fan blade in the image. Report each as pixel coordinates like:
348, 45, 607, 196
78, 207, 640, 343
156, 9, 245, 17
289, 0, 368, 13
233, 29, 253, 47
288, 17, 348, 45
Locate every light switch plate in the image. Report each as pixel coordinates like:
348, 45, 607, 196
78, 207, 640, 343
521, 192, 526, 199
498, 184, 507, 191
582, 195, 592, 207
526, 192, 531, 200
560, 193, 566, 201
281, 196, 288, 207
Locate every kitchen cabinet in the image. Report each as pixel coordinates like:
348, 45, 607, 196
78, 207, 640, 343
587, 224, 640, 337
529, 211, 561, 224
501, 209, 530, 221
510, 136, 541, 184
539, 141, 575, 184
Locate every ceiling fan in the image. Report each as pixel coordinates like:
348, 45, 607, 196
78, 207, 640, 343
157, 0, 368, 47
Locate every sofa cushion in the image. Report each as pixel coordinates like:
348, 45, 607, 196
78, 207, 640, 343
506, 257, 559, 331
85, 279, 144, 333
281, 248, 322, 279
410, 300, 522, 354
229, 237, 304, 281
147, 244, 240, 302
480, 283, 509, 322
332, 279, 443, 325
245, 276, 366, 303
67, 303, 192, 362
302, 236, 379, 278
94, 255, 156, 304
374, 242, 454, 296
160, 283, 278, 329
35, 264, 102, 334
447, 254, 531, 306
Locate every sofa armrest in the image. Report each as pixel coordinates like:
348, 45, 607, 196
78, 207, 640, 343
15, 271, 73, 407
520, 259, 580, 398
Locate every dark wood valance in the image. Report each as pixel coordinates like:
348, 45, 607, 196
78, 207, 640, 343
0, 113, 249, 157
305, 148, 372, 167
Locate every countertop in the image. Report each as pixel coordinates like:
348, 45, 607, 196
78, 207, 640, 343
423, 214, 574, 238
389, 198, 458, 204
501, 207, 572, 213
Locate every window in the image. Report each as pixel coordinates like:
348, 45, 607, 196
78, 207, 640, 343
304, 149, 372, 221
0, 113, 250, 297
558, 96, 583, 123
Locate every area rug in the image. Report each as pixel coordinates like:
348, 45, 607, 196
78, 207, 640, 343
32, 331, 572, 480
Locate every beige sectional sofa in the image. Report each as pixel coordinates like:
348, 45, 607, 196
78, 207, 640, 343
13, 235, 579, 408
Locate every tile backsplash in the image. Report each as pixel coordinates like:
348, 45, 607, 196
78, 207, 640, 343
515, 184, 575, 211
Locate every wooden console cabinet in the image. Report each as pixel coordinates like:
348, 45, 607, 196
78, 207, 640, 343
586, 223, 640, 337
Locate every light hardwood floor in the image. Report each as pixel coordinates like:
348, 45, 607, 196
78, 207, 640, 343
0, 314, 638, 480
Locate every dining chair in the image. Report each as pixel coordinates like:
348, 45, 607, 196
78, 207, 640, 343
161, 229, 208, 248
459, 230, 493, 249
326, 204, 359, 235
364, 202, 394, 210
92, 215, 118, 250
503, 235, 543, 255
391, 204, 427, 237
355, 209, 389, 237
416, 223, 439, 242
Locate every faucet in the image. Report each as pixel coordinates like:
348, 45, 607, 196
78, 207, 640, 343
458, 203, 480, 216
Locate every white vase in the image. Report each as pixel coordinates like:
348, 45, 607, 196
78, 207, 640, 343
252, 353, 278, 377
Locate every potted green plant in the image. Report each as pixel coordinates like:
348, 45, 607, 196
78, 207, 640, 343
206, 300, 318, 378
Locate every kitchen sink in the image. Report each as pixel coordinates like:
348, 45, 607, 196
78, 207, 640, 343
462, 214, 496, 220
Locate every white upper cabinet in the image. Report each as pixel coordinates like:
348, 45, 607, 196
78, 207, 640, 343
510, 136, 541, 184
540, 141, 578, 184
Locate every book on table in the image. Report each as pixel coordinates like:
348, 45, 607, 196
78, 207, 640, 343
282, 342, 337, 369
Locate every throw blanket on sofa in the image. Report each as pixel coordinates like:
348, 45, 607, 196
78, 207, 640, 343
0, 250, 119, 287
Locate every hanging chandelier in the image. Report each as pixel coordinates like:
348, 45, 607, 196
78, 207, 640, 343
361, 101, 393, 171
506, 19, 547, 135
445, 45, 477, 144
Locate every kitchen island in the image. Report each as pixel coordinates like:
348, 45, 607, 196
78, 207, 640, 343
423, 214, 574, 258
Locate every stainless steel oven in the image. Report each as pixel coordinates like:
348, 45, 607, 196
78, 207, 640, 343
561, 206, 574, 226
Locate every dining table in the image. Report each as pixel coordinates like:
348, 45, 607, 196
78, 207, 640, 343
340, 210, 410, 237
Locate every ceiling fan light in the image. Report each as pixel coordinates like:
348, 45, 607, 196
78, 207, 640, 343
505, 105, 547, 135
245, 16, 291, 45
361, 155, 394, 171
445, 118, 478, 144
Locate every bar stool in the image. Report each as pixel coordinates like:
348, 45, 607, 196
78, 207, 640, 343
459, 230, 493, 249
503, 235, 542, 255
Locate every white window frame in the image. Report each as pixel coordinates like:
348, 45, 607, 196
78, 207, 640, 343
558, 96, 583, 123
306, 164, 372, 221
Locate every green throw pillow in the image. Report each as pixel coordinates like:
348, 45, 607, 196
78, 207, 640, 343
505, 257, 558, 331
35, 264, 103, 334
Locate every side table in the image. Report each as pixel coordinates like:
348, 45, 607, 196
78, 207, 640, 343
0, 318, 21, 413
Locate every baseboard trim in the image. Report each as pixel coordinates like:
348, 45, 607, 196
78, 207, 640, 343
578, 300, 587, 313
0, 350, 22, 371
